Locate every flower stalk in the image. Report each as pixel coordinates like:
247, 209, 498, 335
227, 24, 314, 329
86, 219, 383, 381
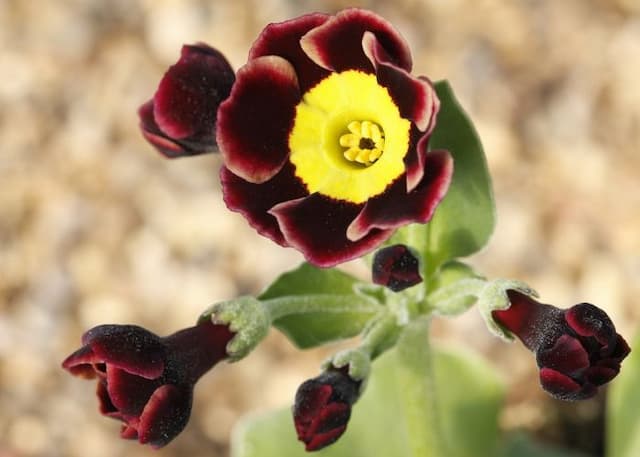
396, 317, 446, 457
261, 295, 380, 322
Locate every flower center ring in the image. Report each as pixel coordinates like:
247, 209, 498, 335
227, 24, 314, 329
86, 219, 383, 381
289, 70, 410, 204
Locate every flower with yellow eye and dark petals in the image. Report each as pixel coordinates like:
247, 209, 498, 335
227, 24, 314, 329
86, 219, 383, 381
218, 8, 453, 267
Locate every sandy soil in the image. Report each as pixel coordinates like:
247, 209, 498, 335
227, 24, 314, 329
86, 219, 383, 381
1, 1, 639, 456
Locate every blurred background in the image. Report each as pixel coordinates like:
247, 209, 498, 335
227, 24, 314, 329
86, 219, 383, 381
1, 0, 639, 456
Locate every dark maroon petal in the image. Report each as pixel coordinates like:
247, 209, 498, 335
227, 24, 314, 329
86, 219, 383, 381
347, 149, 453, 241
609, 335, 631, 361
310, 402, 351, 436
85, 325, 165, 379
403, 128, 428, 192
586, 366, 619, 385
537, 334, 590, 376
138, 385, 193, 448
493, 291, 563, 351
304, 403, 350, 451
565, 303, 616, 347
161, 320, 235, 383
106, 366, 160, 417
220, 163, 308, 246
249, 13, 330, 93
62, 345, 101, 379
269, 194, 394, 267
97, 381, 120, 416
120, 424, 139, 440
363, 32, 438, 132
138, 100, 192, 158
81, 324, 123, 345
539, 367, 596, 401
154, 44, 234, 141
306, 424, 348, 452
300, 8, 412, 74
294, 383, 333, 428
217, 56, 300, 184
372, 244, 422, 292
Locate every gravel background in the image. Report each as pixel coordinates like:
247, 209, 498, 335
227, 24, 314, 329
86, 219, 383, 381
1, 0, 639, 456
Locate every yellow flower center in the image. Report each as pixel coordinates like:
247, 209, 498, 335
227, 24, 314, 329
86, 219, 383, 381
288, 71, 410, 204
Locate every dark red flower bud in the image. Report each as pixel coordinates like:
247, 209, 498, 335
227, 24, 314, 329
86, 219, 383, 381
372, 244, 422, 292
139, 43, 235, 158
492, 290, 630, 401
293, 368, 361, 451
62, 320, 234, 448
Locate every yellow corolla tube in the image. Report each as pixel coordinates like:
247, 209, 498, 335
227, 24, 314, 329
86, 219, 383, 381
289, 70, 411, 204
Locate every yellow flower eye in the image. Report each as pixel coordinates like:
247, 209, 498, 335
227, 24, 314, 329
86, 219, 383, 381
289, 71, 410, 204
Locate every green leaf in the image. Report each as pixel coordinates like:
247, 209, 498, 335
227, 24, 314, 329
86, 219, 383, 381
259, 262, 359, 298
430, 260, 482, 288
259, 263, 380, 349
607, 332, 640, 457
412, 80, 495, 273
232, 344, 504, 457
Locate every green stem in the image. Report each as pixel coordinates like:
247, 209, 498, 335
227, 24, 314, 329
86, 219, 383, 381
396, 317, 446, 457
424, 277, 486, 315
360, 313, 402, 360
261, 295, 380, 321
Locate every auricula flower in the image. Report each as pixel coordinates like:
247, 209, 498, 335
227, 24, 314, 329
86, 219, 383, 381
62, 320, 234, 447
218, 9, 453, 267
492, 290, 630, 401
293, 367, 361, 451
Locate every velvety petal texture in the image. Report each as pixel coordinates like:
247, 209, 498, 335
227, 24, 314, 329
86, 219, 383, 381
293, 368, 361, 451
217, 56, 300, 183
372, 244, 422, 292
217, 8, 452, 267
300, 8, 412, 73
492, 290, 630, 401
139, 43, 235, 157
249, 13, 331, 93
347, 149, 453, 241
269, 194, 394, 267
62, 321, 234, 447
363, 32, 439, 132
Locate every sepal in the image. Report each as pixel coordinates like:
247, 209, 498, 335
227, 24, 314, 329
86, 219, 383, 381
199, 296, 270, 361
322, 349, 371, 386
476, 280, 538, 341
